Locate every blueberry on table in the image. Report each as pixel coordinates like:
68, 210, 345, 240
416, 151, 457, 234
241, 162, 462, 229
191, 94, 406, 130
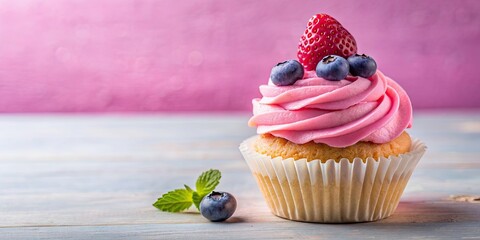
315, 55, 349, 81
347, 54, 377, 78
200, 191, 237, 222
270, 60, 304, 86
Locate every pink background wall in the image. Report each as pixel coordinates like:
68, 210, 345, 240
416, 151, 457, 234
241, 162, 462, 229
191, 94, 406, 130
0, 0, 479, 112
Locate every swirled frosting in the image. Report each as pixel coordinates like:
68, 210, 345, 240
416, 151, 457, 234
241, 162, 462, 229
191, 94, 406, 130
248, 70, 412, 147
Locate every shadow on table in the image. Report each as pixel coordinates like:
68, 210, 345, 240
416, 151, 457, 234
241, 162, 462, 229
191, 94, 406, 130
224, 217, 246, 223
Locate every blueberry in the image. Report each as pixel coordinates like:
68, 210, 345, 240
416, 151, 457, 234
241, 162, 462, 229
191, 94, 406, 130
315, 55, 349, 81
200, 191, 237, 222
270, 60, 304, 86
347, 54, 377, 78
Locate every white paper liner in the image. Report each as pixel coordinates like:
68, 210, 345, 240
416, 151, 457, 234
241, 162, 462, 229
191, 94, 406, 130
239, 136, 426, 223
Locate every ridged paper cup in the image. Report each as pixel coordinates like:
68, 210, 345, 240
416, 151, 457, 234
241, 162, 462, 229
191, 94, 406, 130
239, 136, 426, 223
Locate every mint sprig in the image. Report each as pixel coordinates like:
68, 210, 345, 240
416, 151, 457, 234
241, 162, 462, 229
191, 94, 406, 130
153, 169, 221, 213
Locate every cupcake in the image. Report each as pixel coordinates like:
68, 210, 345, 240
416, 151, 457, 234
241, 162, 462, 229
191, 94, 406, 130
239, 13, 426, 223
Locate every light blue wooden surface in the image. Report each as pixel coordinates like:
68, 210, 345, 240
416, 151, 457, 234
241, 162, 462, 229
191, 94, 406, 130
0, 112, 479, 239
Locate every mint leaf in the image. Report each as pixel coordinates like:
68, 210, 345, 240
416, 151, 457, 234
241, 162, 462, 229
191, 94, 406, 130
191, 169, 222, 210
184, 184, 193, 193
192, 191, 202, 210
153, 189, 193, 212
196, 169, 221, 196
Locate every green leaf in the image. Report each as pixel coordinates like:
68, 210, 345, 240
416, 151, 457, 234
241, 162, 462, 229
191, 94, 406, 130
184, 184, 193, 193
195, 169, 221, 196
191, 169, 222, 210
192, 191, 202, 210
153, 189, 193, 212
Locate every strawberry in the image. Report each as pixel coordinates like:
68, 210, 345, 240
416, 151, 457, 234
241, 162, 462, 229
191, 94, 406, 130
297, 14, 358, 71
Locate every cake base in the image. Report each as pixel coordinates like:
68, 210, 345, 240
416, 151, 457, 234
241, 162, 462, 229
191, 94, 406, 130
254, 131, 412, 162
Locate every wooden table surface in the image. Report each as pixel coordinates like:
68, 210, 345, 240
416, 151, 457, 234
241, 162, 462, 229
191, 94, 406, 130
0, 112, 479, 239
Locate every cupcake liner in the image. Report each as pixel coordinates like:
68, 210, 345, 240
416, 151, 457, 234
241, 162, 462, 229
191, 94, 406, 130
239, 136, 426, 223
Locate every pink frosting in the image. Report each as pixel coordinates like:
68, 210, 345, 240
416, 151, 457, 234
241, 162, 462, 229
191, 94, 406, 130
248, 70, 413, 147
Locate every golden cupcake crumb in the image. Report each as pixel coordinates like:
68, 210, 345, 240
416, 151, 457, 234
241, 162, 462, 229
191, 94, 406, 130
254, 131, 412, 162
